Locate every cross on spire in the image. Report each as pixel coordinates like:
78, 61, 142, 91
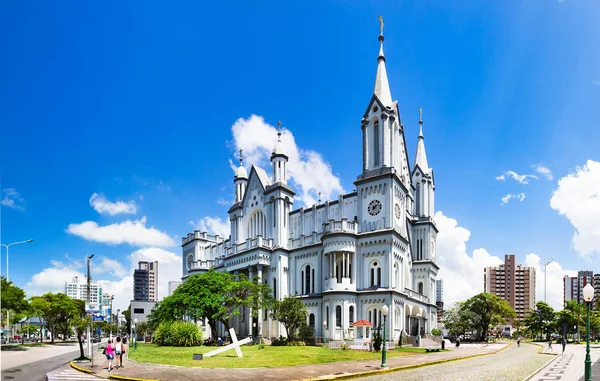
378, 15, 384, 37
239, 149, 243, 165
277, 121, 282, 141
419, 107, 423, 124
318, 191, 322, 203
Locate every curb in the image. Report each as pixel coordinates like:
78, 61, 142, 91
522, 352, 559, 381
70, 361, 158, 381
301, 343, 512, 381
108, 376, 159, 381
69, 361, 96, 375
528, 342, 559, 356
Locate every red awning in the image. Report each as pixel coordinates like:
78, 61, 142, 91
352, 319, 374, 327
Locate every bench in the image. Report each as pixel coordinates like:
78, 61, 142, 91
425, 348, 441, 353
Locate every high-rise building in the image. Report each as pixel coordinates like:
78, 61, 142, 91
564, 271, 595, 306
484, 254, 536, 322
64, 276, 102, 305
436, 279, 443, 303
134, 261, 158, 301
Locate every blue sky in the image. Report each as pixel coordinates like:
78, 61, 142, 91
1, 1, 599, 311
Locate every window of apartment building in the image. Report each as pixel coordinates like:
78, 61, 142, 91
133, 308, 144, 314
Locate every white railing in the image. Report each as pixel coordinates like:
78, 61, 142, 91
182, 231, 225, 245
322, 219, 358, 235
226, 236, 274, 257
405, 287, 429, 303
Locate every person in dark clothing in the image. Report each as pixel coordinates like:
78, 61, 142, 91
455, 337, 461, 348
562, 337, 567, 355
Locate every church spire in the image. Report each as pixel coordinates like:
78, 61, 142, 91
415, 107, 429, 170
373, 16, 393, 107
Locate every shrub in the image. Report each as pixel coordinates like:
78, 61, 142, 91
171, 321, 203, 347
299, 324, 314, 342
431, 328, 441, 336
373, 324, 382, 352
153, 321, 203, 347
153, 321, 174, 346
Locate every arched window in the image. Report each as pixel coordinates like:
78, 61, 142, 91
418, 282, 424, 294
370, 261, 381, 287
393, 263, 399, 288
336, 305, 342, 328
305, 265, 311, 294
247, 210, 266, 238
273, 277, 277, 298
349, 306, 355, 326
369, 307, 379, 327
301, 270, 305, 294
373, 120, 380, 167
326, 306, 329, 328
309, 313, 315, 328
312, 268, 315, 293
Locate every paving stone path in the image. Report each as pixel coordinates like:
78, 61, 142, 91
362, 342, 553, 381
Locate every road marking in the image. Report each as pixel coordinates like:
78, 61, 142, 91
535, 353, 573, 380
45, 368, 99, 380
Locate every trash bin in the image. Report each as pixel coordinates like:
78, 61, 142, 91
441, 339, 445, 350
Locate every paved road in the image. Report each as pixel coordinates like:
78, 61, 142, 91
1, 342, 103, 381
362, 342, 552, 381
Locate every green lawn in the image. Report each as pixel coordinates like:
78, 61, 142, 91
129, 343, 422, 368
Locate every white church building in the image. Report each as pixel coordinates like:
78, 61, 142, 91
181, 21, 439, 343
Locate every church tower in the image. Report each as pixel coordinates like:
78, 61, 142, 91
356, 17, 411, 235
410, 110, 439, 303
267, 122, 294, 247
230, 149, 248, 244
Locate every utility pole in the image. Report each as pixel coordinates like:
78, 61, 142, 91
86, 254, 94, 358
544, 256, 553, 303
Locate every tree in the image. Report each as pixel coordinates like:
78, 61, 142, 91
136, 321, 150, 337
524, 302, 555, 340
73, 315, 91, 359
443, 304, 470, 338
1, 277, 28, 313
565, 299, 585, 343
513, 319, 523, 336
461, 293, 516, 341
148, 270, 274, 340
271, 295, 307, 342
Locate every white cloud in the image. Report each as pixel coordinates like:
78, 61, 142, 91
533, 164, 553, 180
230, 115, 345, 206
26, 248, 182, 313
550, 160, 600, 257
525, 254, 577, 310
1, 188, 25, 211
189, 216, 230, 238
89, 193, 138, 216
501, 193, 526, 205
217, 197, 231, 206
66, 217, 176, 247
434, 211, 504, 308
94, 257, 128, 278
496, 170, 538, 184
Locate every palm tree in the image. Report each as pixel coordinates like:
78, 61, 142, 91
565, 299, 585, 343
136, 321, 149, 340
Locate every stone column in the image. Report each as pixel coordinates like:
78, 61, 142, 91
257, 265, 263, 337
342, 253, 346, 278
352, 252, 357, 285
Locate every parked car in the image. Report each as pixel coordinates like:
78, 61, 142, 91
92, 336, 101, 343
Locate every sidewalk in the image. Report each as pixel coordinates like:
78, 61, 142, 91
73, 342, 510, 381
528, 344, 600, 381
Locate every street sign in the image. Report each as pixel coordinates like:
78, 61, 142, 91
92, 315, 104, 322
97, 327, 101, 336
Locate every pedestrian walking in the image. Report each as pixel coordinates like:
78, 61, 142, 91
562, 337, 567, 355
548, 338, 553, 351
455, 337, 461, 348
104, 339, 115, 372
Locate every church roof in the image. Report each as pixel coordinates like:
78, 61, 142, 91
235, 165, 248, 179
373, 42, 393, 107
254, 165, 271, 188
414, 123, 429, 171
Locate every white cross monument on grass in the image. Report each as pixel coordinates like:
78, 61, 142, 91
201, 328, 252, 359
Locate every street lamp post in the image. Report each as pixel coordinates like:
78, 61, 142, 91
133, 318, 138, 351
543, 257, 553, 302
116, 309, 120, 336
583, 283, 594, 381
1, 239, 34, 342
109, 295, 114, 340
323, 320, 327, 346
381, 305, 389, 368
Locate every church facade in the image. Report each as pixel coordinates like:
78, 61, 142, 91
181, 22, 439, 343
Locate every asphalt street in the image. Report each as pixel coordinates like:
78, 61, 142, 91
1, 342, 102, 381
